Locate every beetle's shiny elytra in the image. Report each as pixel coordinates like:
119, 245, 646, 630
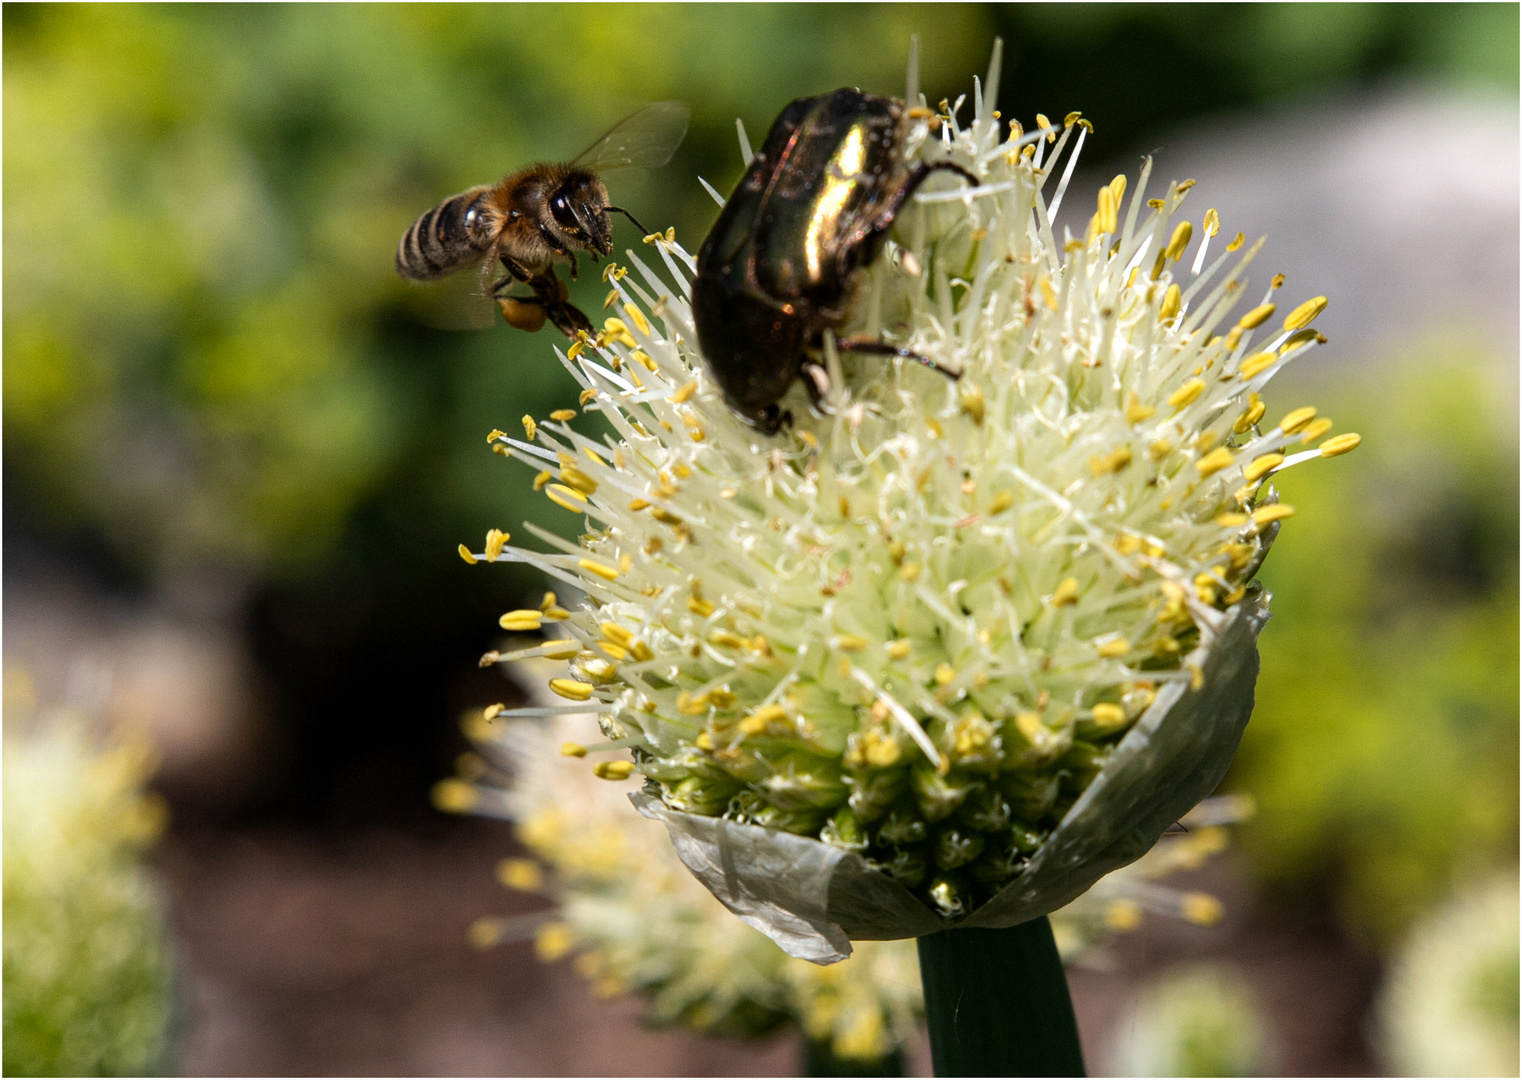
693, 88, 977, 432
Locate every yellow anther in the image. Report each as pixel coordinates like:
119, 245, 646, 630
578, 558, 619, 581
603, 289, 620, 310
1051, 577, 1081, 607
1108, 173, 1127, 202
522, 415, 537, 439
1090, 445, 1133, 475
694, 730, 714, 751
959, 383, 986, 424
548, 408, 575, 422
1125, 392, 1157, 425
900, 562, 922, 582
1283, 295, 1327, 331
651, 508, 682, 525
600, 623, 634, 647
1090, 703, 1127, 729
498, 858, 545, 893
431, 779, 477, 814
534, 922, 575, 962
671, 380, 698, 403
628, 498, 651, 511
1181, 892, 1224, 926
1105, 900, 1144, 932
485, 529, 510, 561
560, 742, 588, 759
1093, 185, 1118, 235
602, 317, 637, 348
486, 428, 506, 444
1203, 208, 1220, 237
578, 389, 599, 407
549, 678, 594, 701
546, 485, 588, 513
1237, 303, 1276, 330
1158, 284, 1182, 323
835, 634, 869, 652
1271, 273, 1286, 290
1215, 512, 1249, 527
1167, 378, 1206, 409
676, 691, 709, 715
1014, 711, 1045, 743
1238, 351, 1277, 379
1176, 179, 1196, 193
623, 304, 651, 336
1226, 232, 1245, 251
593, 760, 634, 781
1195, 446, 1235, 477
543, 606, 571, 621
1319, 432, 1361, 457
1039, 276, 1058, 310
1242, 453, 1284, 483
1036, 113, 1053, 137
887, 640, 912, 660
558, 467, 598, 496
1165, 220, 1193, 261
1298, 418, 1334, 443
934, 662, 957, 686
1114, 532, 1143, 555
482, 703, 505, 721
988, 491, 1013, 514
499, 609, 543, 631
1277, 406, 1317, 434
458, 544, 479, 565
1233, 396, 1267, 433
1097, 637, 1130, 658
530, 470, 551, 491
1147, 198, 1164, 209
1252, 504, 1295, 526
687, 595, 715, 618
633, 349, 657, 371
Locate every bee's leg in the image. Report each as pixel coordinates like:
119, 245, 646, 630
837, 336, 962, 382
567, 253, 579, 281
543, 300, 593, 339
498, 253, 535, 285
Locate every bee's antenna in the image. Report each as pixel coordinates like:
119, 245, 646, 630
607, 206, 652, 236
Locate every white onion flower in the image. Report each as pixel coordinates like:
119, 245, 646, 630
457, 48, 1357, 961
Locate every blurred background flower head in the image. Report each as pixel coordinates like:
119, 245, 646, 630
2, 667, 177, 1077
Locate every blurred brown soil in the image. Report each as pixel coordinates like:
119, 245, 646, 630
158, 820, 1377, 1077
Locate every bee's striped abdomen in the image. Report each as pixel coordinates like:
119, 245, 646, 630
396, 185, 495, 281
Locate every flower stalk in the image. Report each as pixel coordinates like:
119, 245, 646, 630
917, 918, 1084, 1077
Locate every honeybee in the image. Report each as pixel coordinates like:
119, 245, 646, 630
396, 101, 689, 337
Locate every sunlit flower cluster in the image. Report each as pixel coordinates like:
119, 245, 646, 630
437, 663, 1247, 1061
456, 57, 1356, 921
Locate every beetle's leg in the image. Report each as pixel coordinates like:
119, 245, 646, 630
859, 161, 981, 248
837, 336, 963, 382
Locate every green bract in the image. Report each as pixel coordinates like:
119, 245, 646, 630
462, 51, 1355, 960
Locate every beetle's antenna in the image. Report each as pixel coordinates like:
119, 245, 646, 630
607, 206, 652, 235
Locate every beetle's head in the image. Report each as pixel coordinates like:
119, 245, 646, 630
550, 172, 613, 257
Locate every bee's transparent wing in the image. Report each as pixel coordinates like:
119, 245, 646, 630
573, 101, 690, 172
398, 260, 500, 331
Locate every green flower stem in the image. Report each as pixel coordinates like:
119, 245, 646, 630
916, 918, 1085, 1077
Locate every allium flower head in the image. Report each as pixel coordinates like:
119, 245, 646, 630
458, 47, 1358, 960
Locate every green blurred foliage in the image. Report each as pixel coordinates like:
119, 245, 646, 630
5, 3, 1513, 584
1235, 349, 1519, 945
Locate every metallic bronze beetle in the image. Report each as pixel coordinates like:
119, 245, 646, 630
693, 88, 977, 432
